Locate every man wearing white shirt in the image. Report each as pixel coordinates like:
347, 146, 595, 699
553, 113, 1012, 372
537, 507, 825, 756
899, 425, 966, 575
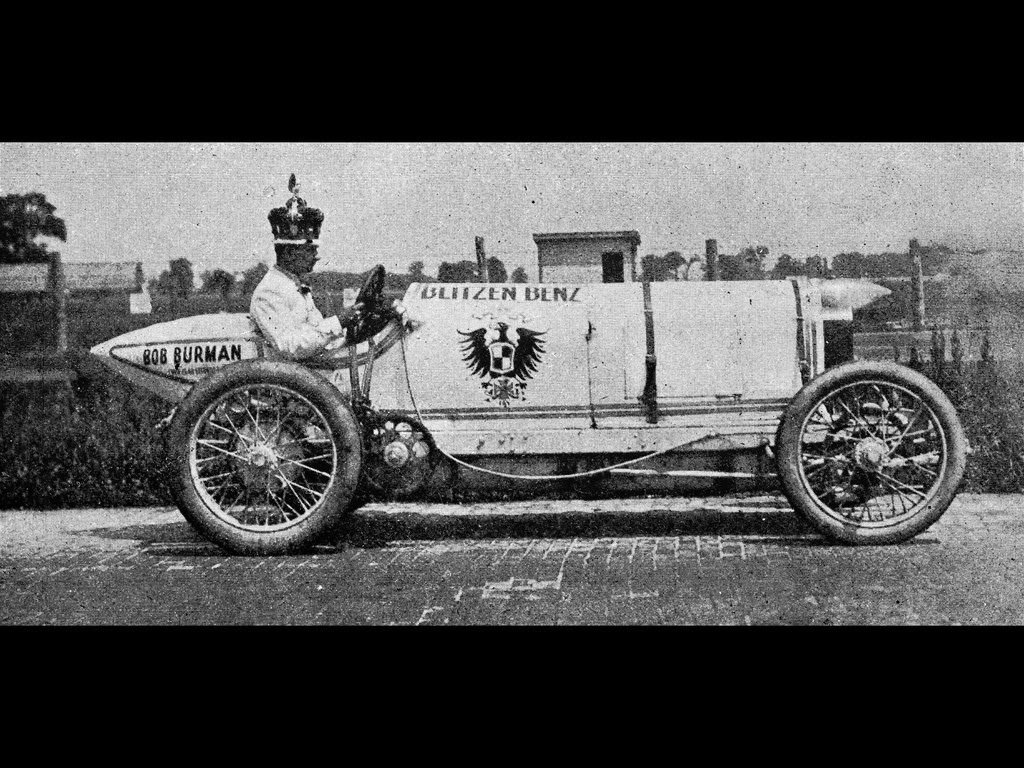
250, 175, 363, 361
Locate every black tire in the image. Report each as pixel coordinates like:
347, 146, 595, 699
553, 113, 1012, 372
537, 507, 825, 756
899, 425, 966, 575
166, 360, 363, 555
775, 361, 967, 545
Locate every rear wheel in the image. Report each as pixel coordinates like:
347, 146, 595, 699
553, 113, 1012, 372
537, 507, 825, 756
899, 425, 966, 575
775, 362, 967, 545
166, 360, 363, 555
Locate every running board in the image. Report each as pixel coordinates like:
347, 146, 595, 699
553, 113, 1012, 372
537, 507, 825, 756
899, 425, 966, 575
608, 468, 776, 479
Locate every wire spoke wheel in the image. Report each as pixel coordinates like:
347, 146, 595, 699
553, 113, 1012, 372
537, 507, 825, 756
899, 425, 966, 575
776, 362, 967, 545
798, 381, 946, 527
167, 360, 363, 555
190, 384, 337, 532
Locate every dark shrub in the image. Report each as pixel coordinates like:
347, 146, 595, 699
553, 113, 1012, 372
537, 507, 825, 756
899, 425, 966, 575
0, 372, 174, 508
912, 330, 1024, 493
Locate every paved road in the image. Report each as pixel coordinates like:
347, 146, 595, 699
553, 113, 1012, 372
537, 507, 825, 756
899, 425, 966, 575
2, 494, 1022, 625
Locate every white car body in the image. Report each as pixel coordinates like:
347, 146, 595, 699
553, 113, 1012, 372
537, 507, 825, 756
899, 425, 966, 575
92, 278, 876, 460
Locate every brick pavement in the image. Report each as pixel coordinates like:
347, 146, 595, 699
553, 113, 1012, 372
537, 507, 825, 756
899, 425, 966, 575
1, 494, 1023, 625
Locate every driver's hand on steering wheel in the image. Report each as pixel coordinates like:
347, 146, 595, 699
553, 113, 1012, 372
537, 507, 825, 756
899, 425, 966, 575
338, 302, 365, 329
392, 299, 411, 327
320, 303, 365, 336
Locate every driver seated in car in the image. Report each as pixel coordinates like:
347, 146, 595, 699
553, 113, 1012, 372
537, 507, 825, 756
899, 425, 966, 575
251, 175, 365, 362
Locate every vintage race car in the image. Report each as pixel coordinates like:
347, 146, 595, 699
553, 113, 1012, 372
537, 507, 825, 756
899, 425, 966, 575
91, 267, 968, 555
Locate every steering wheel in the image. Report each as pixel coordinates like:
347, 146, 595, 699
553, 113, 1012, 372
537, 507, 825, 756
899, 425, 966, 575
346, 265, 394, 345
354, 264, 386, 308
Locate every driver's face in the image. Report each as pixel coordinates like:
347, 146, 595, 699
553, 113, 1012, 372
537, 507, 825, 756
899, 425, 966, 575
279, 244, 319, 276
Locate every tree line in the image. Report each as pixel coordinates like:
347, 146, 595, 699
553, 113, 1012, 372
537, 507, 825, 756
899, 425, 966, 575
2, 191, 962, 293
641, 243, 957, 282
146, 256, 532, 300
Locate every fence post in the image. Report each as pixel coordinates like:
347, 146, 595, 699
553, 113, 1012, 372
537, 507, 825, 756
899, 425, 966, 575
910, 238, 925, 331
475, 236, 489, 283
980, 331, 993, 365
705, 239, 719, 281
48, 251, 68, 352
930, 328, 945, 383
951, 328, 963, 374
908, 345, 923, 371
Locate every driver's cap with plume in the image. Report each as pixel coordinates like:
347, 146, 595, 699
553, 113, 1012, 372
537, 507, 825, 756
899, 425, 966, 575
268, 174, 324, 245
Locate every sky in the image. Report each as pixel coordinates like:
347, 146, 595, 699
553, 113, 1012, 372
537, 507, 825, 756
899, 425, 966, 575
2, 142, 1021, 282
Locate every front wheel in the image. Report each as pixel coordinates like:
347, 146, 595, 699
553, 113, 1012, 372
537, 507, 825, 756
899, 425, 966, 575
775, 362, 968, 545
166, 360, 363, 555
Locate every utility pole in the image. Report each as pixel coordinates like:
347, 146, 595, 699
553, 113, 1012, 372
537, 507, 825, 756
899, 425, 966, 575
705, 239, 719, 281
910, 238, 925, 331
475, 236, 489, 282
49, 251, 68, 352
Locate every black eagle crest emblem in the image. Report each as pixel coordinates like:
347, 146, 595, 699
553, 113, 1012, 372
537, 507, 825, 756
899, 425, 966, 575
459, 321, 546, 406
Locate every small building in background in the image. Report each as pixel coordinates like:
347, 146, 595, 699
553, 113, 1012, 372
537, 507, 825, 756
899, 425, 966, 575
0, 261, 145, 355
69, 262, 144, 293
0, 261, 145, 306
533, 231, 641, 283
